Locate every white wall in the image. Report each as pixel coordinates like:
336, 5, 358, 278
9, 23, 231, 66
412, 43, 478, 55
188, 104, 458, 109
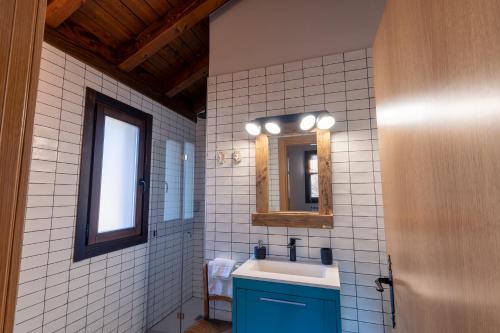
14, 42, 199, 333
209, 0, 386, 76
205, 48, 391, 333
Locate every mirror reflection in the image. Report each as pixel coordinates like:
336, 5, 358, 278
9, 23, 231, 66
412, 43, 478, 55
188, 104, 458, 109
269, 133, 319, 212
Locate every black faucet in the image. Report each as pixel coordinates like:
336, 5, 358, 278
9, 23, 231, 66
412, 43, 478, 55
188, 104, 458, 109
287, 237, 301, 261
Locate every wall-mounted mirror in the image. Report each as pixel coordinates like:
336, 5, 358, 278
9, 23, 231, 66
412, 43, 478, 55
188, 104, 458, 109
249, 112, 334, 228
269, 134, 319, 212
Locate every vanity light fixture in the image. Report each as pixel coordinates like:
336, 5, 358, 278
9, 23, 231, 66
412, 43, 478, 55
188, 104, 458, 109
264, 121, 281, 134
245, 122, 261, 136
317, 113, 336, 130
299, 114, 317, 131
245, 111, 335, 136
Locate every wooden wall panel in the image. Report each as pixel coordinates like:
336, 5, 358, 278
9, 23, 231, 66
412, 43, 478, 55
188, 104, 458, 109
255, 134, 269, 213
374, 0, 500, 332
316, 129, 332, 216
0, 1, 46, 332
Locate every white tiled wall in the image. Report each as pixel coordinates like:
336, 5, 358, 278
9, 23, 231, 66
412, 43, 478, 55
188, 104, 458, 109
205, 48, 391, 333
15, 42, 201, 333
192, 119, 207, 298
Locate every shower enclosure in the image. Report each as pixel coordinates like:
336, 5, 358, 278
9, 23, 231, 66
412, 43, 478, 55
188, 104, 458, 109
145, 118, 206, 333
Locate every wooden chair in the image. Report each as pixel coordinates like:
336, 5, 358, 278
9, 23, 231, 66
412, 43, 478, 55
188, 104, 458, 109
183, 264, 232, 333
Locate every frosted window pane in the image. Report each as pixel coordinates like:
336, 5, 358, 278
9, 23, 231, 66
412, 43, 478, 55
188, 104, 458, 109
164, 140, 182, 221
183, 142, 195, 219
310, 174, 319, 198
98, 116, 139, 233
309, 155, 318, 173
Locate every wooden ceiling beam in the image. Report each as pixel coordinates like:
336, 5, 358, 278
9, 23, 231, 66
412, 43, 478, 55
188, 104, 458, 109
44, 27, 196, 120
118, 0, 229, 72
46, 0, 85, 28
55, 21, 117, 62
165, 54, 209, 97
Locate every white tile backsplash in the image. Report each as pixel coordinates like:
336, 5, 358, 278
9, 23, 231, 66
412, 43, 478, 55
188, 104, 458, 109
206, 48, 390, 332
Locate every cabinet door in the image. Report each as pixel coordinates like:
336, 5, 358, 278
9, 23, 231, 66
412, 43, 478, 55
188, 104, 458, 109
237, 289, 327, 333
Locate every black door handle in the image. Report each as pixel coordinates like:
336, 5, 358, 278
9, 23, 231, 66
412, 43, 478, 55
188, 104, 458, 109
375, 256, 396, 328
375, 277, 392, 292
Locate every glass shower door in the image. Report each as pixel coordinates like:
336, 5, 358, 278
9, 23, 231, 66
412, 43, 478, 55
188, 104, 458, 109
178, 141, 204, 332
146, 138, 203, 333
145, 139, 183, 333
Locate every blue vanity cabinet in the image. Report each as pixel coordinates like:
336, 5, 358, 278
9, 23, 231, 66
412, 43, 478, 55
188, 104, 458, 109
232, 278, 341, 333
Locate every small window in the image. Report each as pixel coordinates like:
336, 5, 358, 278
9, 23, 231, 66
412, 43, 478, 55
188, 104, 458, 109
163, 140, 195, 221
164, 139, 182, 221
74, 88, 152, 261
304, 150, 319, 204
183, 142, 195, 219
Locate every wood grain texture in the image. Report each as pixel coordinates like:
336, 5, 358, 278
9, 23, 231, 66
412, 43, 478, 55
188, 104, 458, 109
316, 129, 332, 215
46, 0, 84, 28
374, 0, 500, 332
165, 54, 209, 97
253, 130, 333, 228
43, 0, 211, 118
184, 320, 232, 333
252, 212, 333, 229
0, 1, 46, 331
118, 0, 229, 71
184, 264, 232, 333
255, 134, 269, 213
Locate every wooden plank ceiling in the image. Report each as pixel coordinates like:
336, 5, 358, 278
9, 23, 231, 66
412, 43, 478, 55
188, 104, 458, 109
44, 0, 230, 120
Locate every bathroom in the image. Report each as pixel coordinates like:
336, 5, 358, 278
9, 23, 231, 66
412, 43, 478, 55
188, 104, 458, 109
1, 0, 498, 333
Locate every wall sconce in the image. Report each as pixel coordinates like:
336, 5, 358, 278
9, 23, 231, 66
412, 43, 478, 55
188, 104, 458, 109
245, 111, 335, 136
216, 151, 225, 164
232, 151, 242, 163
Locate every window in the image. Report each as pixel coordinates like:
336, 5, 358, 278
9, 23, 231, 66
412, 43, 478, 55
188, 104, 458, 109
183, 142, 195, 219
304, 150, 319, 204
164, 139, 182, 221
163, 140, 195, 221
74, 88, 152, 261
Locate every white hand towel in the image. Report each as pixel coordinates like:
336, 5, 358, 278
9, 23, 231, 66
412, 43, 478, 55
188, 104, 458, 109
208, 258, 236, 298
210, 258, 236, 279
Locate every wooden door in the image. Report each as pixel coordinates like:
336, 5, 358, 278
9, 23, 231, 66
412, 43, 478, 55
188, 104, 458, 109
374, 0, 500, 332
0, 1, 46, 332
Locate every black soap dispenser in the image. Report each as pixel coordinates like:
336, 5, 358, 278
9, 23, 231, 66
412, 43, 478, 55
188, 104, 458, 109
254, 240, 266, 259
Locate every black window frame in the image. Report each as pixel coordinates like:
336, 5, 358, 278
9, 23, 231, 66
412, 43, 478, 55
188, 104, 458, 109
304, 150, 319, 204
74, 88, 152, 262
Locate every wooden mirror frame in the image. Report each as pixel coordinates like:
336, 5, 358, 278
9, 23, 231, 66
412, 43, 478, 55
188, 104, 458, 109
252, 129, 333, 228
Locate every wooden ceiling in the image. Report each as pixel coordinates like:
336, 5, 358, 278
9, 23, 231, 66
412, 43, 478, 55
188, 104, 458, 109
44, 0, 230, 120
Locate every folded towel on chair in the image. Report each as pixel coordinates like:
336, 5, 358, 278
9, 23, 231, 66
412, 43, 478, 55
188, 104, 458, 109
209, 258, 236, 279
208, 258, 236, 297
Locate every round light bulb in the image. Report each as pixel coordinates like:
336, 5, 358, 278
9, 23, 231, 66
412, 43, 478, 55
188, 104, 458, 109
317, 114, 336, 130
245, 122, 261, 136
264, 122, 281, 135
299, 114, 317, 131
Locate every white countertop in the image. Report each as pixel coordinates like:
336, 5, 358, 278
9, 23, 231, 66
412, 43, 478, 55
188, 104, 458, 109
231, 258, 340, 290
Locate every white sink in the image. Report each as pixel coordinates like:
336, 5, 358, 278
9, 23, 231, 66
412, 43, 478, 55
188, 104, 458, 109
232, 259, 340, 290
250, 260, 325, 278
